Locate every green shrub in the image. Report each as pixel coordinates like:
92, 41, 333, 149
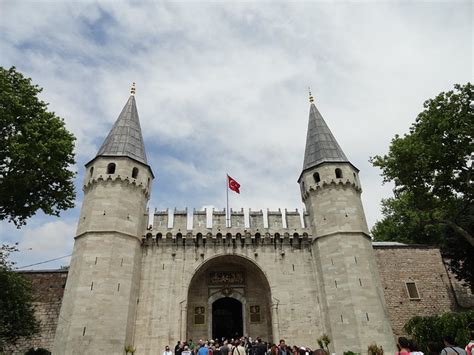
403, 310, 474, 352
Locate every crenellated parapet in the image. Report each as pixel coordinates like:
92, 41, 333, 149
143, 207, 312, 247
299, 163, 362, 202
83, 174, 151, 198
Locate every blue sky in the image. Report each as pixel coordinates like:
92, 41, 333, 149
0, 1, 472, 269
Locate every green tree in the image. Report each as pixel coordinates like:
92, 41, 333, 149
371, 83, 474, 289
0, 244, 39, 350
0, 66, 76, 227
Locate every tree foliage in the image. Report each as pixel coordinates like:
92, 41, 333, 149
404, 310, 474, 353
0, 244, 39, 349
371, 83, 474, 289
0, 66, 76, 227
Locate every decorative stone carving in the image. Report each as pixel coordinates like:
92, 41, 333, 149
209, 271, 244, 285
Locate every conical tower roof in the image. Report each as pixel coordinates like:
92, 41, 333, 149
301, 102, 349, 173
96, 94, 148, 165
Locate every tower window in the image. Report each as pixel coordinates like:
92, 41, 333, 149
89, 166, 94, 176
132, 167, 139, 179
313, 172, 321, 183
107, 163, 116, 174
335, 168, 343, 179
405, 282, 420, 299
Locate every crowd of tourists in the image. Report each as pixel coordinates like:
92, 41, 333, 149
162, 325, 474, 355
166, 338, 325, 355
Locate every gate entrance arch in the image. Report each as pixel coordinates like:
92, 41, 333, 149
186, 255, 273, 341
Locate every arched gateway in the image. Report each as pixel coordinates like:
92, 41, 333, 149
186, 255, 273, 341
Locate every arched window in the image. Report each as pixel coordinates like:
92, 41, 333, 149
107, 163, 116, 174
314, 172, 321, 183
89, 166, 94, 176
132, 167, 139, 179
335, 168, 343, 179
255, 233, 261, 242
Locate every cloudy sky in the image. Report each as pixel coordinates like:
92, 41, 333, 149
0, 1, 471, 269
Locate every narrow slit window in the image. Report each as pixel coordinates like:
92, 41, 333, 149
132, 167, 139, 179
107, 163, 116, 174
90, 166, 94, 176
406, 282, 420, 299
314, 172, 321, 183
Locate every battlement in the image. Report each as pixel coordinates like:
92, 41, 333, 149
145, 207, 311, 241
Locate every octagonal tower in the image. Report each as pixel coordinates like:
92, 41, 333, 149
299, 93, 396, 353
54, 86, 153, 354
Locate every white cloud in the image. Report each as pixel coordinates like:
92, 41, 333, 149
0, 1, 471, 266
0, 220, 75, 270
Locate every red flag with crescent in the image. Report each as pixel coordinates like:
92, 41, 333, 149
227, 175, 240, 194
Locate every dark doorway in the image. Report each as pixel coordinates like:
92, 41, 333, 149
212, 298, 243, 340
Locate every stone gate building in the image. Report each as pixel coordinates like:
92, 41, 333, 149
46, 89, 468, 355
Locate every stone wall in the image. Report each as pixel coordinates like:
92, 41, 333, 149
134, 235, 324, 355
6, 244, 473, 354
373, 244, 457, 337
4, 270, 67, 355
447, 266, 474, 309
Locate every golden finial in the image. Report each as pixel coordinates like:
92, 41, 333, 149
308, 87, 314, 103
130, 82, 136, 96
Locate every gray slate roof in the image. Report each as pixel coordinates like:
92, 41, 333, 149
302, 103, 348, 171
96, 95, 148, 165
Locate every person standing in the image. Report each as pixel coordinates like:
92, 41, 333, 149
164, 346, 173, 355
278, 340, 288, 355
198, 344, 209, 355
440, 336, 467, 355
182, 345, 192, 355
232, 340, 246, 355
396, 337, 411, 355
466, 323, 474, 355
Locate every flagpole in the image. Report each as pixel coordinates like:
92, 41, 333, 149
226, 175, 230, 227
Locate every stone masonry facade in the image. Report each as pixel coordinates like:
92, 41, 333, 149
16, 91, 470, 354
4, 270, 67, 355
7, 244, 473, 354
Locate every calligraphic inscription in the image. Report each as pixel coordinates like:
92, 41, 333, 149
209, 271, 245, 285
194, 306, 205, 325
250, 305, 261, 323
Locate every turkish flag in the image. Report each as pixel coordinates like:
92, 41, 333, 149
227, 175, 241, 194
